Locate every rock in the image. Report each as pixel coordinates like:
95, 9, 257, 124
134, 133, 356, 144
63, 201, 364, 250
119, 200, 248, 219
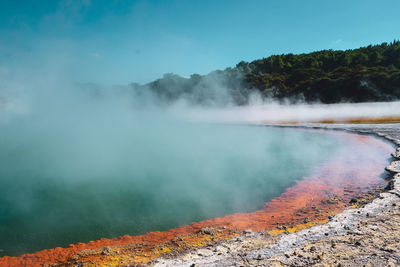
243, 229, 254, 237
196, 249, 212, 257
101, 247, 110, 255
326, 198, 339, 204
392, 148, 400, 159
197, 227, 214, 235
349, 198, 358, 204
386, 161, 400, 173
385, 180, 395, 190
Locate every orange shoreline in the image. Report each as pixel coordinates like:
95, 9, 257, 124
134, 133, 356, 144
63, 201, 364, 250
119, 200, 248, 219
316, 116, 400, 124
0, 129, 394, 266
267, 115, 400, 125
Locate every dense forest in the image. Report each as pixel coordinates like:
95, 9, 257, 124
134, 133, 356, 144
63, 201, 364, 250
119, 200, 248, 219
131, 41, 400, 105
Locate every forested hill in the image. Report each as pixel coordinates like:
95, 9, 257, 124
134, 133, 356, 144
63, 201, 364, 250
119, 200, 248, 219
131, 41, 400, 105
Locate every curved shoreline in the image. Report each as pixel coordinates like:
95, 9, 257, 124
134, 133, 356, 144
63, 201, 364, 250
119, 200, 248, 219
0, 125, 398, 266
156, 124, 400, 266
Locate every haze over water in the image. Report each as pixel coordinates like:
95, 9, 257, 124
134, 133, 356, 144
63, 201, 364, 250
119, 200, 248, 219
0, 109, 344, 256
1, 0, 399, 259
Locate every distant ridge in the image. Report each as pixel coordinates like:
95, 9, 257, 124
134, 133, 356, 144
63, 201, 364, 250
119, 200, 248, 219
131, 41, 400, 105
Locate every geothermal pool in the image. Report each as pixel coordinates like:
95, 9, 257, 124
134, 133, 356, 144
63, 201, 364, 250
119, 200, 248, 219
0, 124, 393, 257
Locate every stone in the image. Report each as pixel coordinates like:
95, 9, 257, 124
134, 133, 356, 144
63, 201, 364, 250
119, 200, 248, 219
392, 150, 400, 159
385, 180, 395, 190
350, 198, 358, 203
197, 227, 214, 235
243, 229, 253, 234
196, 249, 212, 257
101, 247, 110, 255
386, 161, 400, 173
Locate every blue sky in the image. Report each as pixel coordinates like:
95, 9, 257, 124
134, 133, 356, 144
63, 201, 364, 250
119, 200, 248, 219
1, 0, 399, 85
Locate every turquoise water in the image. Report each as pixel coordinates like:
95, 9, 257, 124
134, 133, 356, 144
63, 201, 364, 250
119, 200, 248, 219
0, 121, 343, 256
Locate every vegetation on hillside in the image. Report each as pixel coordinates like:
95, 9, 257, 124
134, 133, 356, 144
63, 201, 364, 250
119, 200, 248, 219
131, 41, 400, 105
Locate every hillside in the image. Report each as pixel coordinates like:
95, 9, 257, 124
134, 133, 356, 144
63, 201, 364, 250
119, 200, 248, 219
131, 41, 400, 105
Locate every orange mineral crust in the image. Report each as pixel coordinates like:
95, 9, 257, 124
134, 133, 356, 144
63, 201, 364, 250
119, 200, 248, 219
267, 115, 400, 125
315, 116, 400, 124
0, 130, 394, 267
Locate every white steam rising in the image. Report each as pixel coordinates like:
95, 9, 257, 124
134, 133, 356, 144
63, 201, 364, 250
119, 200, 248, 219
1, 62, 399, 256
178, 101, 400, 124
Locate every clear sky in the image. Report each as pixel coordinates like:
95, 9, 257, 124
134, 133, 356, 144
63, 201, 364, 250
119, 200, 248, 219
1, 0, 399, 85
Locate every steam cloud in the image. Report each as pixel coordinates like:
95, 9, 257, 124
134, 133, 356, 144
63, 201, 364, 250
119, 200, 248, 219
1, 0, 399, 258
0, 69, 348, 255
0, 57, 399, 256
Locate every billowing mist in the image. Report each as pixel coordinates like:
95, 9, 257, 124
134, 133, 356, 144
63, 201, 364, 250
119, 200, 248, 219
1, 55, 399, 256
1, 0, 399, 264
180, 100, 400, 124
0, 71, 354, 256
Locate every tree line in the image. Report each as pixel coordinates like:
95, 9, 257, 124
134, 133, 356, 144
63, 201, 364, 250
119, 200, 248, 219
131, 40, 400, 105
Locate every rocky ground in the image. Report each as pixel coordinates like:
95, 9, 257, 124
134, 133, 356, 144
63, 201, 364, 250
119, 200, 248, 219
154, 124, 400, 267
